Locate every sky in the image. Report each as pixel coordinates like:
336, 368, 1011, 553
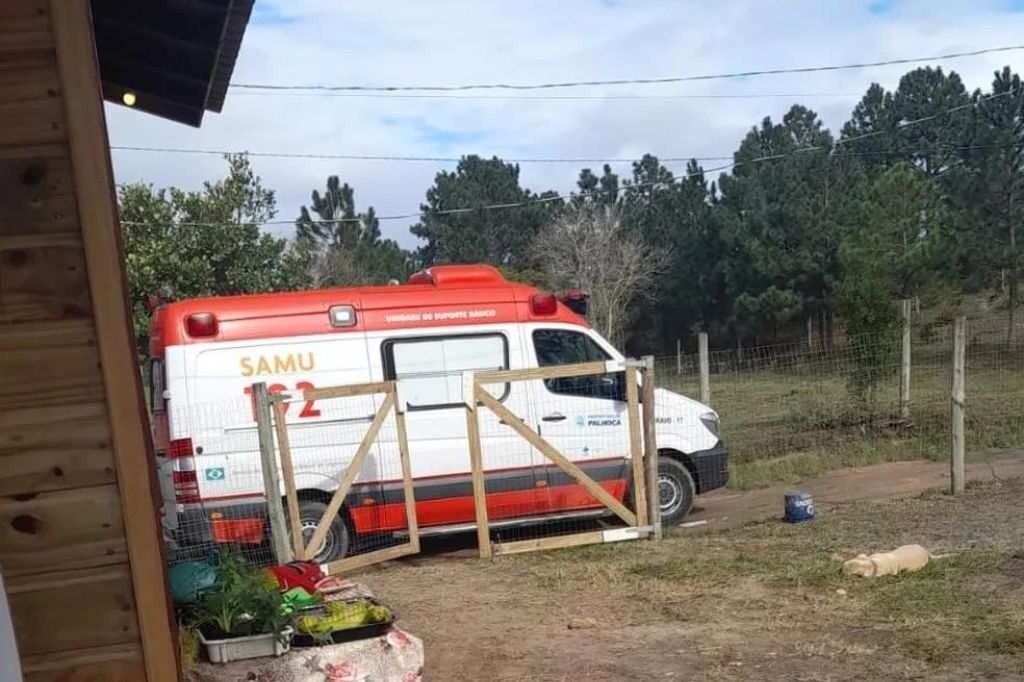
106, 0, 1024, 249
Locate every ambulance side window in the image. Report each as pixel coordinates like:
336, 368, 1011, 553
383, 334, 509, 410
533, 329, 624, 401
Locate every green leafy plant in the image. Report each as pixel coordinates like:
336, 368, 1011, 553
191, 552, 288, 641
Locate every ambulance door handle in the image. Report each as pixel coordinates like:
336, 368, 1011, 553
541, 412, 566, 422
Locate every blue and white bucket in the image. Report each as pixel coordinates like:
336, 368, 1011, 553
784, 490, 815, 523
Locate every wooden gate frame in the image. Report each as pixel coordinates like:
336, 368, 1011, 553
466, 359, 660, 558
272, 381, 420, 574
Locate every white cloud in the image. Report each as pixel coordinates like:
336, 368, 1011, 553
106, 0, 1024, 249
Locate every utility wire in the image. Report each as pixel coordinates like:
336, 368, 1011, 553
111, 146, 735, 164
111, 90, 1017, 165
230, 45, 1024, 93
118, 91, 1019, 228
227, 91, 862, 101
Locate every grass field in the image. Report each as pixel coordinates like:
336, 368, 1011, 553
370, 477, 1024, 680
657, 337, 1024, 489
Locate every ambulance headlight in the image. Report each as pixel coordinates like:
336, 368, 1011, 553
700, 411, 720, 438
329, 304, 357, 328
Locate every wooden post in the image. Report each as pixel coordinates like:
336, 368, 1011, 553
253, 383, 292, 564
273, 398, 305, 559
625, 365, 647, 527
950, 317, 966, 495
641, 356, 662, 539
676, 339, 682, 375
466, 386, 492, 558
899, 299, 912, 420
394, 401, 420, 553
698, 332, 710, 405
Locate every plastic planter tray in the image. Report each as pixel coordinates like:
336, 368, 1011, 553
198, 627, 293, 663
291, 599, 396, 647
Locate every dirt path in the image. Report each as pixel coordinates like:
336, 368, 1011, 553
686, 451, 1024, 530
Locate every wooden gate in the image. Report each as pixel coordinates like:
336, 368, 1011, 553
465, 359, 661, 557
272, 381, 420, 574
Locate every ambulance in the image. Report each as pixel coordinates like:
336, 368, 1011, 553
149, 265, 728, 561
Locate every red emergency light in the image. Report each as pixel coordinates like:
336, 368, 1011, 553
530, 292, 558, 315
186, 312, 218, 337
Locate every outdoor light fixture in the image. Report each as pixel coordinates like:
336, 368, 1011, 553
122, 91, 137, 106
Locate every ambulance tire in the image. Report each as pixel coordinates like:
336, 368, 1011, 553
656, 457, 695, 527
296, 499, 350, 564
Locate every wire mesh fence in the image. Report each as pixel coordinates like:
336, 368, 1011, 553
162, 383, 418, 571
469, 361, 658, 555
657, 312, 1024, 492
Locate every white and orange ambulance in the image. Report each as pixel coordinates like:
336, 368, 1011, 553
149, 265, 728, 561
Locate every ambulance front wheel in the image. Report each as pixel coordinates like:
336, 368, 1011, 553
294, 499, 350, 564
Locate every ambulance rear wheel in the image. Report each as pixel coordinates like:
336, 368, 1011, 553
295, 500, 350, 564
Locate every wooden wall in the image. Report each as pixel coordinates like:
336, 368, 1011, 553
0, 2, 177, 680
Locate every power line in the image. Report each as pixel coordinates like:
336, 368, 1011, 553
110, 145, 734, 165
118, 145, 1019, 229
228, 91, 862, 101
111, 90, 1017, 165
118, 91, 1019, 229
230, 45, 1024, 93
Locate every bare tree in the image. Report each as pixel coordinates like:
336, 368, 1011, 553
533, 204, 670, 348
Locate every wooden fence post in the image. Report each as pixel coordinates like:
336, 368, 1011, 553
698, 332, 710, 405
641, 356, 662, 539
899, 299, 912, 420
950, 317, 966, 495
465, 377, 492, 558
625, 365, 647, 527
253, 382, 293, 564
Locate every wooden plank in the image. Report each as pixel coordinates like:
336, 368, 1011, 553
0, 93, 66, 148
302, 393, 395, 559
273, 398, 305, 560
0, 483, 127, 576
465, 399, 491, 558
0, 318, 95, 350
299, 381, 393, 402
476, 390, 637, 527
475, 360, 613, 385
0, 1, 54, 53
0, 343, 105, 412
0, 157, 79, 236
0, 242, 92, 323
253, 384, 291, 564
7, 564, 139, 657
641, 356, 662, 539
21, 643, 145, 682
50, 2, 178, 680
393, 405, 420, 553
0, 401, 115, 496
625, 365, 648, 527
490, 529, 650, 556
322, 542, 418, 575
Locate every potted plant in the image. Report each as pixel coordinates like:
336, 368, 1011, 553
190, 553, 293, 663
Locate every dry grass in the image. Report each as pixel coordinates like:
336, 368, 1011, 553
370, 477, 1024, 681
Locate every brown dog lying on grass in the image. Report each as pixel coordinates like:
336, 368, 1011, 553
842, 544, 946, 577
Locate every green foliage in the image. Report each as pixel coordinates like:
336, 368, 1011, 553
411, 155, 559, 269
190, 552, 287, 640
295, 175, 412, 286
120, 154, 307, 355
